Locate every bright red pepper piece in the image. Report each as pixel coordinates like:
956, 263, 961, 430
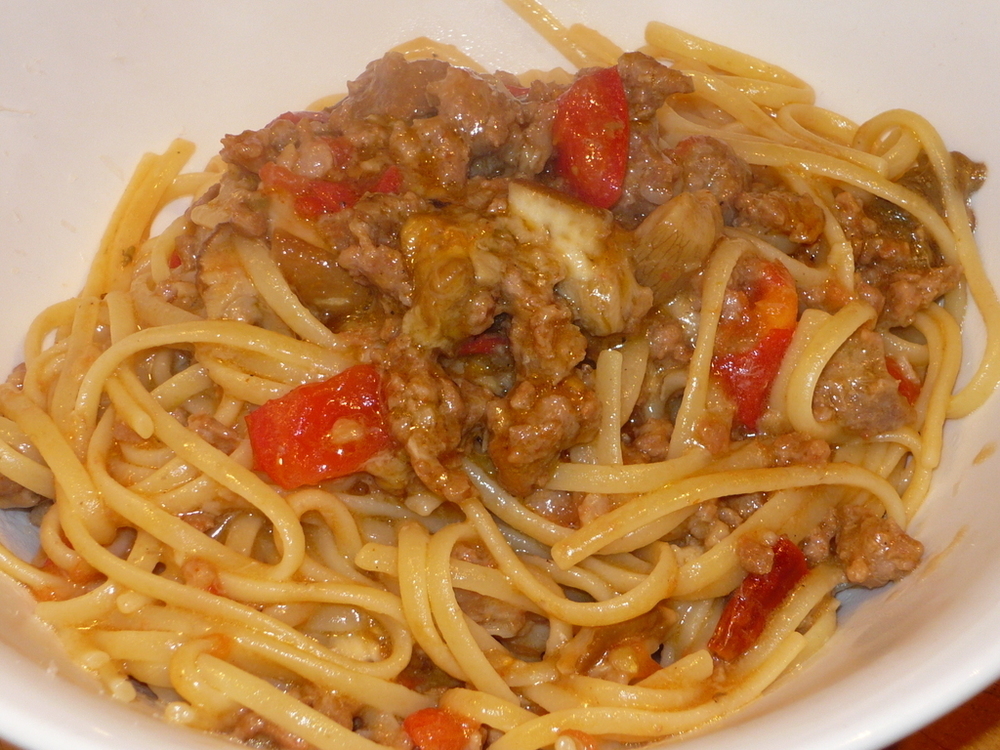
712, 258, 798, 432
708, 536, 809, 661
551, 66, 630, 210
403, 707, 478, 750
246, 364, 393, 490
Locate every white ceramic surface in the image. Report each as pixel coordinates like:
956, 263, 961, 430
1, 2, 999, 749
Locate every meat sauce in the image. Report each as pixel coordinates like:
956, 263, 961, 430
159, 49, 971, 631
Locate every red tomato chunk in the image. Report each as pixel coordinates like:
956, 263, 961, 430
712, 258, 798, 432
552, 66, 630, 210
708, 536, 809, 661
403, 707, 478, 750
246, 364, 394, 489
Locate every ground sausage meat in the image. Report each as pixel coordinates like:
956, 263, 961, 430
813, 328, 913, 437
803, 504, 923, 588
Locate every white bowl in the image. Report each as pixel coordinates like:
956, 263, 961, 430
2, 2, 999, 749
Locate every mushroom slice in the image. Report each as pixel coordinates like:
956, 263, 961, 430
632, 190, 722, 304
507, 181, 651, 336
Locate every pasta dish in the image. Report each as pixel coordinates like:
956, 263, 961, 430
0, 3, 996, 749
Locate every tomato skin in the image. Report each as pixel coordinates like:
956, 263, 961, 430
712, 259, 797, 432
552, 66, 630, 209
714, 327, 794, 431
259, 162, 358, 219
258, 161, 403, 220
246, 364, 394, 490
885, 355, 921, 405
708, 537, 809, 661
403, 707, 477, 750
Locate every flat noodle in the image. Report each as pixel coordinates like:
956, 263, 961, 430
503, 0, 596, 68
0, 6, 996, 750
644, 20, 811, 89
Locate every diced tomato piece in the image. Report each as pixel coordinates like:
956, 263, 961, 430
246, 364, 394, 490
259, 159, 402, 220
302, 177, 357, 215
403, 707, 478, 750
708, 537, 809, 661
258, 162, 302, 194
885, 355, 921, 405
370, 164, 403, 195
712, 258, 798, 432
259, 161, 359, 219
552, 66, 630, 209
